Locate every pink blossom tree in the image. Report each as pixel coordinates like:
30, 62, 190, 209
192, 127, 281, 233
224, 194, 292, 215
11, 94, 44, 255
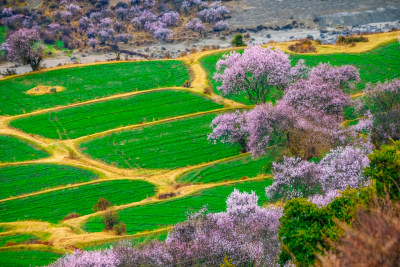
52, 190, 283, 266
208, 110, 248, 152
3, 28, 44, 71
185, 18, 205, 33
214, 46, 305, 104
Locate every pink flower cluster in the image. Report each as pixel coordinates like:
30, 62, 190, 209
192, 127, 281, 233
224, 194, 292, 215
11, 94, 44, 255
266, 145, 371, 203
52, 190, 283, 266
214, 46, 306, 104
185, 18, 205, 33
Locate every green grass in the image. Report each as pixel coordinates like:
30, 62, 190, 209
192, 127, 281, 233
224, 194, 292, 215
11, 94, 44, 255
178, 147, 281, 184
0, 135, 49, 163
84, 178, 273, 234
0, 26, 6, 45
0, 164, 99, 199
84, 231, 168, 251
0, 60, 189, 115
0, 250, 61, 267
200, 42, 400, 104
0, 180, 156, 223
0, 234, 38, 247
80, 113, 241, 169
10, 90, 223, 140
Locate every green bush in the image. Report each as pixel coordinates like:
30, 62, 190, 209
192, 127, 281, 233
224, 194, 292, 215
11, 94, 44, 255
364, 140, 400, 199
278, 187, 374, 266
231, 34, 245, 47
278, 198, 338, 266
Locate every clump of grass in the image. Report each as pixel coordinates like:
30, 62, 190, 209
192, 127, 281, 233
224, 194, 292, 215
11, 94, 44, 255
288, 39, 317, 53
336, 34, 368, 46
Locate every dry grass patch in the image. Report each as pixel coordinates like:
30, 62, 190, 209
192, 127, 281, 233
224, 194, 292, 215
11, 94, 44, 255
26, 86, 65, 95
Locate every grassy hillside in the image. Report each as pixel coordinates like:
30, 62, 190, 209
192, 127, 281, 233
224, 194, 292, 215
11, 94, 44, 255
10, 90, 223, 140
0, 61, 189, 115
0, 164, 98, 199
0, 135, 49, 163
0, 180, 156, 223
200, 42, 400, 104
80, 113, 242, 169
84, 178, 273, 234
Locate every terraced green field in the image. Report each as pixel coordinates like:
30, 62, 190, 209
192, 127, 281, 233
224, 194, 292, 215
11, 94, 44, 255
0, 234, 38, 247
0, 164, 98, 199
0, 60, 189, 115
84, 179, 273, 234
0, 180, 156, 223
200, 42, 400, 104
0, 250, 61, 266
80, 113, 242, 169
10, 90, 223, 140
0, 135, 49, 163
178, 147, 280, 184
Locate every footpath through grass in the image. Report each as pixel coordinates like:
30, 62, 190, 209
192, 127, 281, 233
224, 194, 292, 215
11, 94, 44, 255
200, 42, 400, 104
178, 147, 280, 184
0, 135, 49, 163
0, 60, 189, 115
0, 164, 98, 200
10, 90, 223, 140
0, 180, 156, 223
80, 113, 242, 169
0, 250, 61, 267
84, 178, 273, 234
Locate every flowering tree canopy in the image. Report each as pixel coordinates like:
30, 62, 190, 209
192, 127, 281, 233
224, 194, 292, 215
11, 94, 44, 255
266, 145, 371, 203
214, 46, 305, 104
52, 190, 283, 266
3, 28, 44, 71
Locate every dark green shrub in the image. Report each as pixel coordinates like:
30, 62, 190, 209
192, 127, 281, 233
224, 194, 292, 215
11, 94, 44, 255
278, 198, 338, 266
231, 34, 245, 47
364, 140, 400, 199
279, 187, 374, 266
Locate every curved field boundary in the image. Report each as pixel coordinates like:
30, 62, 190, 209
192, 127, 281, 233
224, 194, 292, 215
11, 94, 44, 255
0, 163, 102, 201
177, 146, 280, 184
0, 180, 157, 223
83, 178, 273, 235
0, 134, 50, 163
9, 90, 224, 140
0, 61, 190, 116
78, 112, 244, 170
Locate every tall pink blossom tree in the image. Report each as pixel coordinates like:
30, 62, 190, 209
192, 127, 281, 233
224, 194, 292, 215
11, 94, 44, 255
3, 28, 44, 71
214, 46, 306, 104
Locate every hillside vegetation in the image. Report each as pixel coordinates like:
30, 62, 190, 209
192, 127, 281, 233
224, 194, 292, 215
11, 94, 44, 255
0, 32, 398, 266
